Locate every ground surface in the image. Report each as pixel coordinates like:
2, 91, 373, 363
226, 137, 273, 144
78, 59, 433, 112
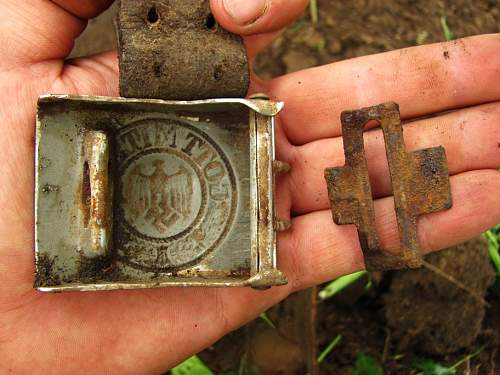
254, 0, 500, 78
72, 1, 500, 374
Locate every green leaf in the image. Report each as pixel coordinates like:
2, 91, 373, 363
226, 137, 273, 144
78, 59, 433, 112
412, 358, 455, 375
413, 347, 485, 375
171, 356, 215, 375
354, 353, 384, 375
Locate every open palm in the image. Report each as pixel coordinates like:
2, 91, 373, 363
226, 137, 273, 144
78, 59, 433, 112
1, 0, 499, 373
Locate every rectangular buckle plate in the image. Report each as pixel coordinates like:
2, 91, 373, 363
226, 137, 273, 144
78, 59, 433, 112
35, 95, 287, 291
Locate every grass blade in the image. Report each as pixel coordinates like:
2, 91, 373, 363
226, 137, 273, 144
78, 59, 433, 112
450, 345, 485, 370
440, 16, 456, 41
319, 271, 368, 300
317, 334, 342, 364
484, 227, 500, 275
259, 312, 276, 329
310, 0, 319, 25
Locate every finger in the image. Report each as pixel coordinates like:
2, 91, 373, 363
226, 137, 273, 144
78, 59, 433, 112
264, 34, 500, 145
0, 51, 119, 297
4, 173, 498, 372
245, 29, 284, 61
210, 0, 309, 35
0, 0, 114, 68
286, 102, 500, 213
210, 0, 307, 66
279, 169, 500, 290
51, 51, 120, 96
50, 0, 114, 19
275, 120, 294, 222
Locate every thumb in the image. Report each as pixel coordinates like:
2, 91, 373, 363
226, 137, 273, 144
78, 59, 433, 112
210, 0, 309, 35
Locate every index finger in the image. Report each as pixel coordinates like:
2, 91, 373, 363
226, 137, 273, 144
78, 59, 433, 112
264, 34, 500, 145
0, 0, 114, 68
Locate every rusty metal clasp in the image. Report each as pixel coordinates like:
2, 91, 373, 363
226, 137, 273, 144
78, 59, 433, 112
325, 102, 452, 271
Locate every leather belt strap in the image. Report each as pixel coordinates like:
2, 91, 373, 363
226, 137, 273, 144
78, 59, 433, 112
117, 0, 250, 100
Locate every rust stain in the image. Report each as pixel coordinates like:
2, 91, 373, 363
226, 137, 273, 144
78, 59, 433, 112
273, 160, 291, 174
176, 267, 251, 279
325, 102, 452, 271
79, 161, 91, 227
83, 131, 113, 256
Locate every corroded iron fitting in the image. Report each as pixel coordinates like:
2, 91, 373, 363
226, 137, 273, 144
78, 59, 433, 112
324, 102, 452, 271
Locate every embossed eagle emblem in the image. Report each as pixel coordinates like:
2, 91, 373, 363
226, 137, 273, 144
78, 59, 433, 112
124, 159, 194, 233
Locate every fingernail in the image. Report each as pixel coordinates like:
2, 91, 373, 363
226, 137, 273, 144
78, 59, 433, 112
222, 0, 268, 26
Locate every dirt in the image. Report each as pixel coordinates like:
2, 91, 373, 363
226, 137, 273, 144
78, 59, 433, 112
34, 253, 62, 287
70, 3, 118, 59
385, 237, 495, 356
71, 1, 500, 374
35, 251, 126, 288
74, 253, 125, 283
254, 0, 500, 78
316, 239, 498, 374
199, 292, 314, 375
198, 329, 247, 372
246, 325, 306, 375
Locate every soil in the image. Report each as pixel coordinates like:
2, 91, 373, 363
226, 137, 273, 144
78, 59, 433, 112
254, 0, 500, 78
384, 237, 495, 356
199, 240, 498, 375
34, 253, 62, 287
71, 1, 500, 374
74, 253, 125, 283
315, 239, 497, 375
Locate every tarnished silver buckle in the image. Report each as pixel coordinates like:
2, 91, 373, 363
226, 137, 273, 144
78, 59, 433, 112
35, 95, 288, 291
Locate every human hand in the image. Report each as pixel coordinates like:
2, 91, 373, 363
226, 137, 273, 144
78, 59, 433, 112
1, 0, 499, 373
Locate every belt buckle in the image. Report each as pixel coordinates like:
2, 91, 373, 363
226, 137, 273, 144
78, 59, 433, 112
35, 95, 288, 291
